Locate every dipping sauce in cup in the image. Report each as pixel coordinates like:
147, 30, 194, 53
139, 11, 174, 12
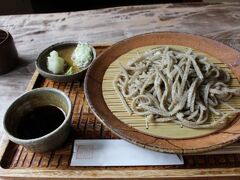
3, 88, 72, 152
17, 105, 65, 140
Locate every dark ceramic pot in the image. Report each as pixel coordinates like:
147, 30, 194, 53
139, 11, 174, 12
0, 29, 18, 74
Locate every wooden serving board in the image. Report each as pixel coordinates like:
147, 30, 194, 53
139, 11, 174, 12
0, 45, 240, 179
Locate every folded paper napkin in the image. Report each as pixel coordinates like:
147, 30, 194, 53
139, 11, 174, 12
71, 139, 184, 166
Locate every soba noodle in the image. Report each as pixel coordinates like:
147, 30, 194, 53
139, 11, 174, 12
113, 46, 240, 129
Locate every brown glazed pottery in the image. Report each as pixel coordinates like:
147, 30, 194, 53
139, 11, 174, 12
0, 29, 18, 74
84, 32, 240, 154
3, 88, 72, 152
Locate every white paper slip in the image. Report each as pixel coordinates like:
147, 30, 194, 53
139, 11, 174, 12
70, 139, 184, 166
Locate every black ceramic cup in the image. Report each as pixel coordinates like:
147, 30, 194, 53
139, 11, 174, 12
0, 29, 18, 74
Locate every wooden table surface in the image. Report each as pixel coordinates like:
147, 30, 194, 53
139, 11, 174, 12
0, 2, 240, 142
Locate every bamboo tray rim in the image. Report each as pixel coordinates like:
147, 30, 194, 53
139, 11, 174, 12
1, 166, 240, 179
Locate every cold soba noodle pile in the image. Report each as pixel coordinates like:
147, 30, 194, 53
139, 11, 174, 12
113, 46, 240, 129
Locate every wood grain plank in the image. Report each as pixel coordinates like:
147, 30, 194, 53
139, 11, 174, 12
10, 146, 23, 168
1, 168, 240, 179
16, 147, 28, 168
22, 151, 34, 168
30, 153, 42, 168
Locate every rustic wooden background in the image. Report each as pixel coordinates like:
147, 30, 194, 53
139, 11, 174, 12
0, 2, 240, 141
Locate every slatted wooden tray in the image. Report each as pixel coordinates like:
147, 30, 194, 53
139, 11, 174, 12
0, 45, 240, 179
